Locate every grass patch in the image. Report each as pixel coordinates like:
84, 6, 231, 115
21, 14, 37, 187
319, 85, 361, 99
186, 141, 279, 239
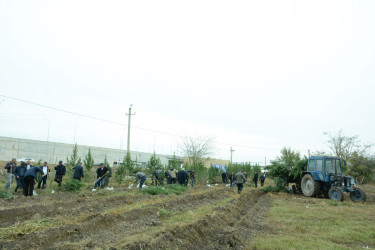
248, 197, 375, 249
114, 192, 236, 247
0, 190, 14, 199
140, 184, 188, 195
0, 218, 62, 240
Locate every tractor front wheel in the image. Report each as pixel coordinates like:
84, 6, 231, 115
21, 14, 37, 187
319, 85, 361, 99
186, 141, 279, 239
328, 186, 344, 202
301, 174, 321, 197
350, 188, 366, 202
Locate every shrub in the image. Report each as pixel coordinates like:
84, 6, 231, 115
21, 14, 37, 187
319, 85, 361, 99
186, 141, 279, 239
62, 179, 85, 192
0, 190, 14, 199
262, 186, 289, 193
141, 184, 188, 195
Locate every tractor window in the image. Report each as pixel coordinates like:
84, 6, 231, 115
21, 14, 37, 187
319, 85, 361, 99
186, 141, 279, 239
336, 160, 342, 174
308, 160, 315, 171
325, 159, 334, 173
316, 160, 323, 171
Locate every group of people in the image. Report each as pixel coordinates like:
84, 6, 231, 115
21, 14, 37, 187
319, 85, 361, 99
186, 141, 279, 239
4, 157, 266, 196
3, 158, 86, 196
161, 167, 195, 187
223, 170, 266, 193
230, 170, 266, 193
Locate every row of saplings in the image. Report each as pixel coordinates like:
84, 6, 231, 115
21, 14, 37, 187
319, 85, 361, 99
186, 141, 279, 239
267, 156, 366, 202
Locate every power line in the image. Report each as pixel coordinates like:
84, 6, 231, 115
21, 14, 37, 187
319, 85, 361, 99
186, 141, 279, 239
0, 93, 282, 151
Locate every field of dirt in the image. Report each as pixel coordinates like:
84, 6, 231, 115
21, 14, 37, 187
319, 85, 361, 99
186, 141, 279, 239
1, 180, 374, 250
0, 184, 275, 250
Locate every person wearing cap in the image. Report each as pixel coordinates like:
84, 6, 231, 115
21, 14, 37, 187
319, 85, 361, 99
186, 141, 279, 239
92, 163, 109, 191
37, 162, 50, 189
54, 161, 66, 187
4, 158, 17, 190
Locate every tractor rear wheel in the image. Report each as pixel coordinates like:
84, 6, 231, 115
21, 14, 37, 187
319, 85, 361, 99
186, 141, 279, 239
328, 186, 344, 202
350, 188, 366, 202
301, 174, 321, 197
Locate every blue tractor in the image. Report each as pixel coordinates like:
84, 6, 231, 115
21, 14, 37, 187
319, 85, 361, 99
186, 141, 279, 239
299, 156, 366, 202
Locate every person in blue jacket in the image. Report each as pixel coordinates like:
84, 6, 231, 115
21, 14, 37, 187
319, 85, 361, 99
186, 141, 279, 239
4, 158, 16, 190
14, 162, 27, 192
23, 166, 45, 197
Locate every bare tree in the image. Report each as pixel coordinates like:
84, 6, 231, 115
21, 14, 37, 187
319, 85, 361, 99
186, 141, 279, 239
180, 136, 215, 167
324, 130, 372, 161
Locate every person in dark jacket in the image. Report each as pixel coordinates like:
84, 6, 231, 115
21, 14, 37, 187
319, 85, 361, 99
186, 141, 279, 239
259, 172, 266, 186
92, 163, 109, 191
228, 172, 235, 188
72, 162, 84, 182
253, 172, 259, 188
190, 170, 195, 187
4, 158, 17, 190
235, 170, 246, 194
15, 161, 27, 192
178, 168, 188, 186
152, 170, 160, 186
132, 171, 146, 189
54, 161, 66, 187
38, 162, 50, 189
165, 170, 172, 184
221, 172, 228, 184
24, 166, 45, 197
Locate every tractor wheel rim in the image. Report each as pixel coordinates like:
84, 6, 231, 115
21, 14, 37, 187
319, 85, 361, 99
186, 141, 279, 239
353, 191, 361, 200
332, 190, 340, 200
306, 180, 313, 191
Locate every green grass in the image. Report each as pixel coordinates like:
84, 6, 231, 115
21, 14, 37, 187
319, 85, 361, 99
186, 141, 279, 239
248, 197, 375, 249
0, 190, 14, 199
0, 218, 63, 240
140, 184, 188, 195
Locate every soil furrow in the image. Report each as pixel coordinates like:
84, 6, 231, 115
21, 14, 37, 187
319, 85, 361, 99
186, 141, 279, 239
120, 190, 271, 250
0, 187, 236, 249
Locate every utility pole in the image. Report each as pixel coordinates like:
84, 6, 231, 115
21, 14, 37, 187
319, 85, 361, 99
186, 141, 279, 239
229, 147, 235, 165
265, 156, 267, 168
126, 104, 136, 154
44, 119, 50, 162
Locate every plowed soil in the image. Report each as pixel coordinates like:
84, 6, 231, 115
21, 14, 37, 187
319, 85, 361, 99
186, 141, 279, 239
0, 185, 272, 249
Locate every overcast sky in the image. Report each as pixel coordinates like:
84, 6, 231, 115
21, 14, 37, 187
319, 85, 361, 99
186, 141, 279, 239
1, 0, 374, 164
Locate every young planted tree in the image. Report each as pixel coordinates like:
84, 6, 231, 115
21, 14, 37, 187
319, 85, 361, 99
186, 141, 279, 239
66, 144, 81, 168
125, 152, 135, 172
146, 152, 163, 174
83, 148, 94, 182
66, 144, 81, 177
170, 153, 180, 170
84, 148, 94, 172
115, 160, 126, 184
